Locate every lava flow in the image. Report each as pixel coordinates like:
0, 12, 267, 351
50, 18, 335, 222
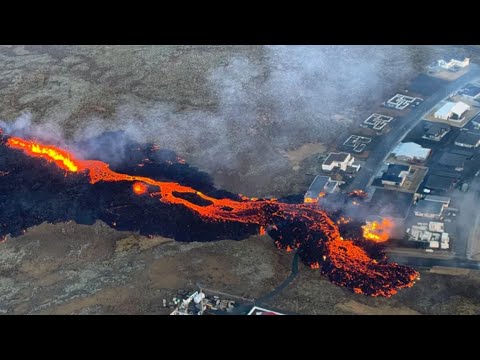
132, 182, 148, 195
2, 134, 419, 297
362, 218, 394, 243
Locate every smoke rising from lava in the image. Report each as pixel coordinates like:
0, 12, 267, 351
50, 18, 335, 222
1, 132, 419, 297
0, 46, 437, 196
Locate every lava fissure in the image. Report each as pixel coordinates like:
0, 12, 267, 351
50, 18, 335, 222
1, 133, 419, 297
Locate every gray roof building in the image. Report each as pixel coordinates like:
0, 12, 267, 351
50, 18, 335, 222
415, 200, 445, 217
455, 132, 480, 148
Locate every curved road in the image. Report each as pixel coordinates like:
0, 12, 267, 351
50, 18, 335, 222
255, 251, 299, 305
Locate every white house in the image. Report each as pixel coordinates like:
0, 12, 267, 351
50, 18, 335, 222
434, 101, 470, 121
391, 142, 431, 163
322, 152, 355, 172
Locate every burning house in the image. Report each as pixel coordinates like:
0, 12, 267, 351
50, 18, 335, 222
304, 175, 339, 203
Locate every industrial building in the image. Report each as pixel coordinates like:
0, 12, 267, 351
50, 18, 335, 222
391, 142, 431, 163
380, 164, 410, 187
437, 57, 470, 70
434, 101, 470, 121
454, 131, 480, 148
414, 198, 449, 219
304, 175, 340, 203
321, 152, 359, 172
422, 123, 450, 141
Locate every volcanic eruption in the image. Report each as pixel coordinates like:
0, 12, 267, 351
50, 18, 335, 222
0, 130, 419, 297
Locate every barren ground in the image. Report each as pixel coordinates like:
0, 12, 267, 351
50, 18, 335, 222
2, 45, 480, 314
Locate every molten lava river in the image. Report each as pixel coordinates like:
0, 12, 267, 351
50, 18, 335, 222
0, 133, 419, 297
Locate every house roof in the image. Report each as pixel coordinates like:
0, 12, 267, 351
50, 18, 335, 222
438, 152, 468, 167
455, 131, 480, 146
425, 195, 451, 204
425, 175, 454, 191
324, 181, 338, 193
381, 174, 403, 183
392, 142, 431, 160
451, 101, 470, 116
460, 84, 480, 98
385, 164, 409, 177
435, 102, 455, 118
305, 175, 330, 198
425, 123, 450, 136
323, 152, 350, 166
415, 200, 445, 215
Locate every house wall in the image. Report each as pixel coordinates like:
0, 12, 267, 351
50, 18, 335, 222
382, 180, 399, 186
414, 211, 439, 218
322, 163, 335, 171
455, 141, 475, 148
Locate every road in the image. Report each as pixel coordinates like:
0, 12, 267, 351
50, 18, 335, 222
389, 254, 480, 271
348, 63, 480, 192
466, 176, 480, 260
255, 251, 299, 305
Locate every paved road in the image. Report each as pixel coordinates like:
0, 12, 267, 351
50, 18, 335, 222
389, 254, 480, 270
348, 64, 480, 192
465, 176, 480, 259
255, 251, 299, 305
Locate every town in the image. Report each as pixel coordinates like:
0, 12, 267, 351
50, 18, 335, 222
303, 55, 480, 270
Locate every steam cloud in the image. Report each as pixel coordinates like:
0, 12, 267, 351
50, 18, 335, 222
0, 45, 437, 195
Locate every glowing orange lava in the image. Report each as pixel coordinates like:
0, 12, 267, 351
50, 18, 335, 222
362, 218, 394, 243
7, 138, 79, 172
132, 182, 148, 195
4, 135, 419, 297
